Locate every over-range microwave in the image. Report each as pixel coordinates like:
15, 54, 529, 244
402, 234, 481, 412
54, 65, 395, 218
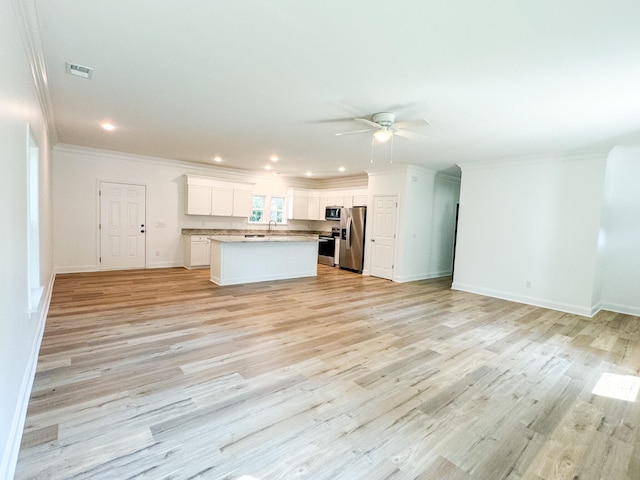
325, 206, 343, 221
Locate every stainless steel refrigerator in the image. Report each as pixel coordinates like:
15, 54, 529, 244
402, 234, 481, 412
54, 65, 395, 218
339, 206, 366, 273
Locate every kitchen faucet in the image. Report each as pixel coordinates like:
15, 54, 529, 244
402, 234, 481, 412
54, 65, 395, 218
268, 220, 276, 232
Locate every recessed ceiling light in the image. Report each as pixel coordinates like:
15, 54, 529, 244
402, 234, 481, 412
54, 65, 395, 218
305, 171, 312, 177
213, 156, 222, 163
338, 166, 346, 172
101, 123, 115, 131
265, 165, 272, 170
270, 156, 279, 162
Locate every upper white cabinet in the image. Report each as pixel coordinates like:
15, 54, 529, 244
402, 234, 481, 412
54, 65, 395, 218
232, 189, 253, 218
353, 194, 368, 206
307, 196, 321, 220
210, 188, 233, 216
287, 187, 368, 220
187, 185, 213, 215
185, 175, 254, 217
288, 191, 309, 220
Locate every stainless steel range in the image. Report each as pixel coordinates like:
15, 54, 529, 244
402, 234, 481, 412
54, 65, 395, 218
318, 227, 340, 266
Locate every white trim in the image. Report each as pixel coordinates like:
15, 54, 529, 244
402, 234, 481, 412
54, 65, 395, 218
600, 302, 640, 317
148, 261, 184, 269
12, 0, 57, 143
0, 271, 54, 480
55, 265, 99, 274
451, 281, 594, 317
393, 270, 452, 283
435, 172, 461, 184
98, 181, 147, 271
54, 144, 368, 186
457, 149, 610, 172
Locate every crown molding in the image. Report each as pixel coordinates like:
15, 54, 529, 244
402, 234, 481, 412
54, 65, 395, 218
13, 0, 57, 143
54, 144, 369, 189
457, 148, 611, 172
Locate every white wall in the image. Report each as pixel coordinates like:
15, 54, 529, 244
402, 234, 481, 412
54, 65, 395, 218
453, 153, 608, 316
0, 0, 54, 476
395, 166, 436, 282
600, 146, 640, 315
429, 173, 461, 277
53, 145, 360, 272
365, 165, 460, 282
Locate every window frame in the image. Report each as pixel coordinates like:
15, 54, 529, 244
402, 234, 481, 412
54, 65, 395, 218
269, 196, 286, 224
248, 194, 287, 225
248, 195, 266, 223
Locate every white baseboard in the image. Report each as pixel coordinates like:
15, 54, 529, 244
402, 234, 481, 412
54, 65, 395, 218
1, 272, 54, 480
393, 270, 452, 283
599, 302, 640, 317
451, 281, 594, 317
55, 261, 184, 274
54, 264, 98, 274
147, 261, 184, 269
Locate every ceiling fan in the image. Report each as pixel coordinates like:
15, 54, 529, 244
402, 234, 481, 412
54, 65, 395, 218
335, 112, 430, 143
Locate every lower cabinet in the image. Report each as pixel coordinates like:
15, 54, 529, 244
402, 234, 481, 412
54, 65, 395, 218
184, 235, 210, 268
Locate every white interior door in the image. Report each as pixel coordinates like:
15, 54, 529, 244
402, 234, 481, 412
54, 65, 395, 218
370, 195, 397, 280
100, 182, 146, 270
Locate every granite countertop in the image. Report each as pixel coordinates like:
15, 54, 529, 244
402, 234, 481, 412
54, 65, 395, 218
208, 234, 319, 243
182, 228, 327, 236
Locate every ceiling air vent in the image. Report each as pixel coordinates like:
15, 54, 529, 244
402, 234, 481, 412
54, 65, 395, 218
65, 62, 93, 79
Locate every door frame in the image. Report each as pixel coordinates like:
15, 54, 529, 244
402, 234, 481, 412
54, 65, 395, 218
369, 194, 399, 281
97, 180, 148, 271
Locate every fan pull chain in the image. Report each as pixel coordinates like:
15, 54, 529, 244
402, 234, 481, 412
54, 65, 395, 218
389, 133, 394, 164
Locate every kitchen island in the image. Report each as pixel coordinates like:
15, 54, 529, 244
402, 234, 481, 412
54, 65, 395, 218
208, 235, 318, 286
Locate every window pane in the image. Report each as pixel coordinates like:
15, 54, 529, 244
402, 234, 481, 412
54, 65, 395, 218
250, 195, 265, 223
250, 210, 263, 222
270, 197, 285, 223
252, 196, 264, 208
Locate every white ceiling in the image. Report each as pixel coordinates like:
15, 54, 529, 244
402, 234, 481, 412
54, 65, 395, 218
33, 0, 640, 178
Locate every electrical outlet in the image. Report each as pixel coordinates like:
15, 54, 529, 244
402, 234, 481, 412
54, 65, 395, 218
525, 280, 532, 288
155, 250, 160, 256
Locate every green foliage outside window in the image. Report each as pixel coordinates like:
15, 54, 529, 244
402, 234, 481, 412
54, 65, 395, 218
249, 196, 265, 223
270, 197, 285, 223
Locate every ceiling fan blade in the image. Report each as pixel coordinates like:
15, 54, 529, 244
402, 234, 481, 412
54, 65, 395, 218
354, 117, 382, 129
394, 129, 428, 140
393, 118, 430, 129
335, 128, 376, 136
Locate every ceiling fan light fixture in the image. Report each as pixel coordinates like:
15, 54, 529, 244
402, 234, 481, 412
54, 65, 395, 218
373, 128, 393, 143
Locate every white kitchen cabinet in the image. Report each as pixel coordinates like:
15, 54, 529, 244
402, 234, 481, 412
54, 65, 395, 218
353, 194, 368, 206
185, 175, 254, 217
233, 189, 253, 217
319, 196, 328, 218
327, 196, 342, 207
342, 195, 353, 208
307, 196, 321, 220
186, 185, 212, 215
184, 235, 210, 268
211, 188, 234, 216
288, 195, 309, 220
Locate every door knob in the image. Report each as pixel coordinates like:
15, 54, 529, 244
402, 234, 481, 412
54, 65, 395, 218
371, 239, 375, 242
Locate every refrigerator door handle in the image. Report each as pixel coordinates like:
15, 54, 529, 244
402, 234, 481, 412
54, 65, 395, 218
346, 217, 352, 250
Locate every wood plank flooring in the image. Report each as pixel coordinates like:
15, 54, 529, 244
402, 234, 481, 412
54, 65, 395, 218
15, 266, 640, 480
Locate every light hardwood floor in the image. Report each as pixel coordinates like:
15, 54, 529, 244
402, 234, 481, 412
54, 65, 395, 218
15, 266, 640, 480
